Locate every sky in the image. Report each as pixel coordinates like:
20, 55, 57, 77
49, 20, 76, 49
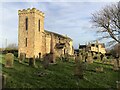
0, 1, 119, 49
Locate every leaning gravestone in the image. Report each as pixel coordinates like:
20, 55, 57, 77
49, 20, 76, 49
5, 53, 14, 68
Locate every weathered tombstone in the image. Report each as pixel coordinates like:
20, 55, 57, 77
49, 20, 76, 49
110, 59, 114, 65
29, 57, 35, 67
75, 54, 80, 63
87, 52, 93, 64
5, 53, 14, 68
102, 56, 107, 64
74, 62, 84, 79
116, 81, 120, 89
43, 54, 50, 69
97, 53, 101, 61
82, 52, 86, 62
19, 53, 26, 63
113, 59, 119, 71
74, 55, 84, 79
2, 74, 6, 89
79, 53, 82, 62
95, 67, 103, 72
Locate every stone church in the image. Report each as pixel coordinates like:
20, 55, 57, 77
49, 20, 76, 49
18, 8, 74, 58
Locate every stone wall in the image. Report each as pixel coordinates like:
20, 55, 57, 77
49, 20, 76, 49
18, 8, 74, 59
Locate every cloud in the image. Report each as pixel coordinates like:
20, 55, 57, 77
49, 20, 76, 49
0, 2, 117, 48
0, 0, 119, 2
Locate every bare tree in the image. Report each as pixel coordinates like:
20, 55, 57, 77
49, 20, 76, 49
91, 2, 120, 45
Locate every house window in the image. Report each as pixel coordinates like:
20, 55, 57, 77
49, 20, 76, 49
96, 45, 98, 48
25, 38, 27, 47
91, 44, 95, 47
38, 19, 40, 31
25, 17, 28, 30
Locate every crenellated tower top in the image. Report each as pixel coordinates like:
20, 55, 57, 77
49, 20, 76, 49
18, 8, 45, 17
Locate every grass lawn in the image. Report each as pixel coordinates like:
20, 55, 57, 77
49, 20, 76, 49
0, 54, 119, 88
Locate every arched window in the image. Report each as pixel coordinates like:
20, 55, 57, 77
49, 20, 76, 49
25, 17, 28, 30
38, 19, 40, 31
25, 38, 27, 47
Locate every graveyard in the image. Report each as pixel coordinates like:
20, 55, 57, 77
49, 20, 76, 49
1, 2, 120, 89
0, 53, 120, 88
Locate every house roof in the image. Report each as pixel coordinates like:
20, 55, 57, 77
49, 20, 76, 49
45, 30, 72, 41
79, 45, 87, 49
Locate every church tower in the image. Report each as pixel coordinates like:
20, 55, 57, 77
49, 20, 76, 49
18, 8, 45, 58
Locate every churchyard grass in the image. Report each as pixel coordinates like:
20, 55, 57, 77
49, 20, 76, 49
0, 53, 119, 88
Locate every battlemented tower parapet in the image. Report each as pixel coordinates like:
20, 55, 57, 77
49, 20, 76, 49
18, 8, 45, 17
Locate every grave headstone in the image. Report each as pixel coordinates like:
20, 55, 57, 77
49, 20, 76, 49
113, 59, 119, 71
2, 74, 6, 89
116, 81, 120, 89
75, 54, 82, 63
102, 56, 107, 64
74, 62, 84, 79
110, 59, 114, 65
95, 67, 103, 72
5, 53, 14, 68
43, 54, 50, 69
82, 52, 86, 62
19, 53, 26, 63
87, 52, 93, 64
29, 58, 35, 67
79, 53, 82, 62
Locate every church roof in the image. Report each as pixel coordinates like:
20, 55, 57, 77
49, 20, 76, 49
45, 30, 72, 41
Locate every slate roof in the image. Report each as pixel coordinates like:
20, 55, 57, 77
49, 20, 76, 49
45, 30, 72, 41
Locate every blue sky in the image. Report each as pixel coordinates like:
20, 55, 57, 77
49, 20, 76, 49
0, 1, 118, 49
